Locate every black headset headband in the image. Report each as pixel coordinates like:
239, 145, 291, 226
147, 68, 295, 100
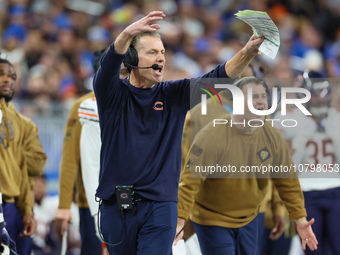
123, 46, 139, 72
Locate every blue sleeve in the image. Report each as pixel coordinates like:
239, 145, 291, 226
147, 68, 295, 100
190, 63, 230, 109
200, 63, 229, 79
165, 63, 229, 111
93, 43, 127, 111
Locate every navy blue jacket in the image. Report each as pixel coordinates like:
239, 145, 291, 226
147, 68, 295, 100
93, 43, 228, 202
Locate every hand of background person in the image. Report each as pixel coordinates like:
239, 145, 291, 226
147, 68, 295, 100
173, 218, 185, 246
269, 215, 286, 240
295, 217, 318, 251
54, 208, 72, 239
20, 214, 36, 237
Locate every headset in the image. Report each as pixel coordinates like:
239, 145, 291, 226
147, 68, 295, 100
123, 46, 139, 72
123, 46, 159, 72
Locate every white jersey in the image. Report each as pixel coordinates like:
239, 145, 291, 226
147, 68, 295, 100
0, 109, 2, 124
274, 108, 340, 191
78, 97, 101, 217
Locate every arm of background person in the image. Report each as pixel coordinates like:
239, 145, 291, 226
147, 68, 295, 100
175, 129, 219, 245
15, 150, 36, 237
269, 183, 286, 240
20, 114, 47, 177
55, 100, 83, 237
79, 98, 101, 240
272, 132, 317, 251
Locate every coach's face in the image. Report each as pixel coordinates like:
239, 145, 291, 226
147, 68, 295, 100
136, 36, 165, 86
242, 83, 268, 124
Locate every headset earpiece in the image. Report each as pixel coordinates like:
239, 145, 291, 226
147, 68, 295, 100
123, 46, 139, 72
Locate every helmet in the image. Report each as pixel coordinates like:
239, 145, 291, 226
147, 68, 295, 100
298, 70, 331, 118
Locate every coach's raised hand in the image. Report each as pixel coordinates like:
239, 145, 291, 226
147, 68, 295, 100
224, 34, 264, 78
114, 11, 166, 54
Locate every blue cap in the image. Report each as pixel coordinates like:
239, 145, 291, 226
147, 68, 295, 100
3, 24, 27, 42
54, 13, 73, 30
9, 5, 26, 17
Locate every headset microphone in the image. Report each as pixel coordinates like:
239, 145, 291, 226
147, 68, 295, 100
150, 64, 160, 70
124, 63, 160, 70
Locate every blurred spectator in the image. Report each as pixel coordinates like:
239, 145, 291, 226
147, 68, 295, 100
33, 175, 81, 255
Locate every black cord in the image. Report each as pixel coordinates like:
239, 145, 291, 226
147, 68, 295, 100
96, 199, 127, 246
175, 226, 185, 239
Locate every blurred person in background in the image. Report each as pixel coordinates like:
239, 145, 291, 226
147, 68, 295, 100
0, 112, 17, 255
33, 175, 61, 255
180, 66, 289, 255
6, 87, 47, 205
33, 175, 81, 255
274, 71, 340, 255
175, 77, 318, 255
54, 88, 98, 255
0, 56, 37, 255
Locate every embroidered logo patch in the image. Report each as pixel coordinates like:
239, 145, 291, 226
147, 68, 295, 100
65, 128, 72, 141
257, 147, 271, 162
153, 101, 164, 111
191, 144, 203, 157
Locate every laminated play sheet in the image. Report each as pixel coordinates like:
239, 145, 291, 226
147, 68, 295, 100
235, 10, 280, 59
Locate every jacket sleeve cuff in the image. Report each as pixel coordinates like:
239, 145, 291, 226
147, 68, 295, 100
177, 209, 190, 220
289, 209, 307, 221
20, 205, 33, 218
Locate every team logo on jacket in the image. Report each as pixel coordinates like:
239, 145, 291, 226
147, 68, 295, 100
257, 147, 271, 162
0, 119, 14, 150
153, 101, 163, 111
